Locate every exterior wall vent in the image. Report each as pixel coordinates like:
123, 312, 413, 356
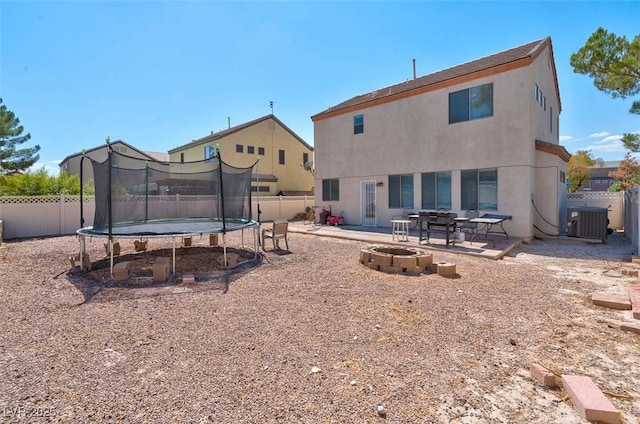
567, 206, 608, 242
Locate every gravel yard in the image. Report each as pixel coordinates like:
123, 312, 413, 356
0, 231, 639, 423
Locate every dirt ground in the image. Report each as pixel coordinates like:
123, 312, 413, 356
0, 230, 638, 423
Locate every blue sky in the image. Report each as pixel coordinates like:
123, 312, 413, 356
1, 1, 639, 174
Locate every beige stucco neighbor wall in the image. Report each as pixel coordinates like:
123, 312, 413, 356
313, 44, 566, 240
60, 142, 153, 183
171, 117, 314, 195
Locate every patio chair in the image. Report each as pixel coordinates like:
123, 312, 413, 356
392, 209, 418, 229
262, 219, 290, 251
459, 209, 479, 234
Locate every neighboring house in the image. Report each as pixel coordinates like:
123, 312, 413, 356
578, 161, 619, 192
169, 114, 314, 196
59, 140, 169, 183
311, 37, 569, 239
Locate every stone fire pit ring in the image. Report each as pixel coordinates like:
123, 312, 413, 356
360, 245, 433, 275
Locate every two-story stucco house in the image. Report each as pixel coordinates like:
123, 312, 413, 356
169, 114, 314, 196
311, 37, 570, 239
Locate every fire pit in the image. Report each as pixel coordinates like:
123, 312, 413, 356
360, 245, 433, 275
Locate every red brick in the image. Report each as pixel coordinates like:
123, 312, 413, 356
529, 363, 557, 388
620, 322, 640, 334
629, 285, 640, 302
561, 375, 621, 424
591, 292, 631, 310
630, 286, 640, 319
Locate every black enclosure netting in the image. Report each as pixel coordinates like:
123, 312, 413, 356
88, 148, 255, 233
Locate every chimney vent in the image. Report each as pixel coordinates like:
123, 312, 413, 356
412, 58, 416, 79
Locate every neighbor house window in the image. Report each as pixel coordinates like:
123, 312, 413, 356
389, 174, 413, 209
251, 186, 270, 192
236, 144, 243, 153
248, 146, 255, 154
550, 107, 553, 133
461, 169, 497, 211
204, 145, 215, 162
421, 172, 451, 210
303, 152, 309, 164
279, 149, 285, 165
354, 114, 364, 134
322, 179, 339, 201
449, 83, 493, 124
535, 83, 539, 101
258, 147, 265, 155
180, 153, 184, 163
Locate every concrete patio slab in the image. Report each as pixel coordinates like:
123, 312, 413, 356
287, 221, 522, 260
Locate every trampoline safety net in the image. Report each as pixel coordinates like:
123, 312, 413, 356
88, 148, 255, 233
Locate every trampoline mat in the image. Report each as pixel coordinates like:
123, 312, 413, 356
77, 219, 257, 238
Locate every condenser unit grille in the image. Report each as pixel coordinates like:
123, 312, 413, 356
568, 207, 608, 242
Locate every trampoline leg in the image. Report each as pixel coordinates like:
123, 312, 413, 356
109, 239, 114, 279
172, 237, 176, 275
79, 236, 86, 271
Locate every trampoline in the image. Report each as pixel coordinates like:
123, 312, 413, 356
76, 142, 260, 277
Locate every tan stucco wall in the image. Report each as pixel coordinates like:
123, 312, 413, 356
313, 45, 564, 239
534, 150, 568, 235
170, 118, 314, 195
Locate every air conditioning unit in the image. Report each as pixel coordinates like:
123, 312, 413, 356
567, 206, 608, 242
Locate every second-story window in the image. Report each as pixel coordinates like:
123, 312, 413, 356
303, 152, 309, 164
258, 147, 265, 156
279, 149, 285, 165
236, 144, 243, 153
354, 114, 364, 134
204, 145, 215, 162
248, 146, 255, 154
449, 83, 493, 124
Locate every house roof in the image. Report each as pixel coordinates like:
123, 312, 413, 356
58, 140, 168, 167
169, 114, 313, 153
589, 167, 618, 179
312, 37, 560, 121
144, 151, 170, 162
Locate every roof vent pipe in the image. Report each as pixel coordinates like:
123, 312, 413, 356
228, 117, 231, 129
413, 59, 416, 79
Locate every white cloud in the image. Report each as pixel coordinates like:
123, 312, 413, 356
588, 131, 610, 138
28, 162, 59, 175
583, 134, 625, 153
594, 135, 623, 145
559, 135, 574, 142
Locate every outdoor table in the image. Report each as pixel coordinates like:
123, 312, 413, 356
407, 214, 420, 229
391, 219, 411, 242
468, 214, 512, 246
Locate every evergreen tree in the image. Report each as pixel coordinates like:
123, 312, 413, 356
0, 98, 41, 174
570, 27, 640, 149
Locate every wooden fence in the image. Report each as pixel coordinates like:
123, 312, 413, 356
0, 195, 317, 240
